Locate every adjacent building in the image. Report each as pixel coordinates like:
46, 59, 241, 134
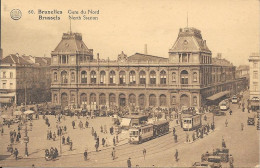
0, 54, 51, 106
248, 53, 260, 111
50, 27, 246, 110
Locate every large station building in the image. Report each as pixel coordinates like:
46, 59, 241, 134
50, 27, 246, 110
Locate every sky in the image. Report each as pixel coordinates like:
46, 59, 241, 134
1, 0, 259, 66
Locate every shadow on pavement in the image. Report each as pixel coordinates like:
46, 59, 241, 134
0, 155, 11, 161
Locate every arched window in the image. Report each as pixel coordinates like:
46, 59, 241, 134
53, 72, 58, 82
53, 94, 58, 103
71, 72, 75, 82
149, 94, 156, 106
99, 93, 106, 105
119, 93, 126, 106
109, 71, 116, 84
70, 94, 75, 105
193, 96, 197, 106
160, 70, 167, 84
180, 70, 189, 85
150, 71, 156, 84
100, 71, 106, 84
171, 96, 176, 105
109, 93, 116, 107
129, 94, 136, 106
61, 71, 68, 84
119, 71, 126, 84
90, 93, 96, 105
90, 71, 97, 84
172, 72, 176, 82
159, 94, 167, 106
193, 72, 198, 82
80, 93, 87, 105
129, 71, 136, 84
138, 94, 146, 108
139, 71, 146, 84
81, 71, 87, 83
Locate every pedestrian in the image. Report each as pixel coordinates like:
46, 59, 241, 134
222, 138, 226, 148
174, 134, 178, 143
49, 131, 52, 139
95, 142, 99, 152
241, 123, 244, 131
67, 136, 70, 145
127, 157, 131, 168
53, 132, 56, 141
100, 125, 103, 133
14, 148, 18, 160
64, 126, 67, 132
85, 121, 89, 128
102, 138, 105, 147
62, 136, 65, 144
72, 121, 75, 129
143, 148, 146, 159
173, 127, 176, 135
229, 110, 232, 115
116, 134, 119, 143
229, 154, 234, 168
112, 147, 116, 160
84, 150, 88, 161
97, 136, 100, 146
54, 148, 58, 158
69, 141, 73, 151
225, 119, 228, 127
175, 149, 178, 162
91, 127, 94, 136
113, 136, 116, 146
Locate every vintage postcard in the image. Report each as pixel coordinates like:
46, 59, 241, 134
0, 0, 259, 167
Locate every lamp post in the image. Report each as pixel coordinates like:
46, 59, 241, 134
24, 119, 29, 157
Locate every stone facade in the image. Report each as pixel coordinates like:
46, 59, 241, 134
51, 28, 245, 110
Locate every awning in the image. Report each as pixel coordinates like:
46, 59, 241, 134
206, 91, 230, 101
120, 118, 131, 127
0, 98, 12, 103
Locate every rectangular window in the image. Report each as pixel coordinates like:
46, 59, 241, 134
3, 83, 6, 89
3, 72, 6, 78
10, 72, 13, 78
253, 62, 257, 68
253, 82, 258, 91
253, 71, 258, 79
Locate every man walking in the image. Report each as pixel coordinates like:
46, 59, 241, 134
127, 157, 131, 168
225, 119, 228, 127
84, 150, 88, 161
143, 148, 146, 159
14, 148, 18, 160
175, 149, 178, 162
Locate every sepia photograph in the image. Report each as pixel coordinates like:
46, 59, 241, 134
0, 0, 259, 167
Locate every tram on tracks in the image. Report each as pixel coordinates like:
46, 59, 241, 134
219, 99, 230, 111
129, 120, 169, 144
181, 113, 202, 131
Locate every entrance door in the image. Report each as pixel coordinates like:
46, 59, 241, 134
119, 94, 126, 106
61, 93, 68, 109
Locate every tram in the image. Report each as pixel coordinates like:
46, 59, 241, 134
182, 113, 202, 131
219, 99, 230, 111
129, 120, 169, 144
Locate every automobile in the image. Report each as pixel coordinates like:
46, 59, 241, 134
231, 96, 238, 104
211, 108, 226, 116
247, 117, 255, 125
207, 156, 222, 168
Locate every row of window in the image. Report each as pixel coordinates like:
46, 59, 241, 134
54, 93, 198, 107
54, 70, 198, 85
2, 72, 14, 79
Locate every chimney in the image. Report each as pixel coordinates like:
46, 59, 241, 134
144, 44, 148, 55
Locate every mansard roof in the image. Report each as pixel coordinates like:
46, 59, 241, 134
128, 53, 168, 62
52, 32, 93, 55
169, 27, 211, 53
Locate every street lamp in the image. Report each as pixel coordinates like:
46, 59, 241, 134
24, 119, 29, 157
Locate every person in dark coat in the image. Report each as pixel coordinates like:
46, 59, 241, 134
67, 136, 70, 145
62, 136, 65, 144
127, 157, 131, 168
175, 149, 178, 161
85, 121, 89, 128
72, 121, 75, 129
84, 150, 88, 161
113, 136, 116, 146
102, 138, 105, 147
14, 148, 18, 160
69, 141, 73, 151
174, 134, 178, 143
